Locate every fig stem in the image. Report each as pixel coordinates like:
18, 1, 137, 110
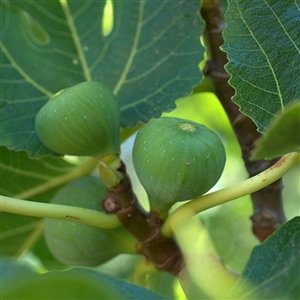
162, 152, 300, 238
0, 195, 121, 229
98, 160, 123, 189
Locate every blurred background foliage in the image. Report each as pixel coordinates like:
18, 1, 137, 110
117, 89, 300, 298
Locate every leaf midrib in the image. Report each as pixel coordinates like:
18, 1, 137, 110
113, 0, 145, 96
237, 3, 285, 111
59, 0, 92, 81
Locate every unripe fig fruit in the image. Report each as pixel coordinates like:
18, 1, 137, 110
44, 176, 135, 267
132, 117, 226, 215
35, 81, 120, 158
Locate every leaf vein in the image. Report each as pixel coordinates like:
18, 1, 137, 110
265, 0, 300, 55
237, 5, 285, 111
0, 163, 54, 181
0, 42, 53, 98
121, 76, 178, 111
59, 0, 92, 81
113, 0, 145, 95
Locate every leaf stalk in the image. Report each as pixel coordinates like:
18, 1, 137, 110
162, 152, 300, 238
0, 195, 121, 229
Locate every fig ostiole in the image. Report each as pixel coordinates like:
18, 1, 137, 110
132, 117, 226, 217
35, 81, 120, 158
44, 176, 136, 267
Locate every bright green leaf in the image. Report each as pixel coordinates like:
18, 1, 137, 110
251, 100, 300, 160
0, 0, 203, 158
222, 0, 300, 132
1, 259, 170, 299
228, 217, 300, 299
147, 271, 177, 299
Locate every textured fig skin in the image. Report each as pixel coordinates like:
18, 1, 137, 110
133, 117, 226, 213
44, 176, 132, 267
35, 81, 120, 158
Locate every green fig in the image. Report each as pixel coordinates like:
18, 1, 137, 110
44, 176, 135, 267
132, 117, 226, 215
35, 81, 120, 158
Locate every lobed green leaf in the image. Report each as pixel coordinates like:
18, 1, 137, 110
0, 0, 203, 158
222, 0, 300, 132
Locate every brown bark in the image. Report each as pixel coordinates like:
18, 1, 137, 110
200, 0, 286, 242
102, 162, 184, 276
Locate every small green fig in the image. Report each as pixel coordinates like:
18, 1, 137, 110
35, 81, 120, 158
132, 117, 226, 215
44, 176, 135, 267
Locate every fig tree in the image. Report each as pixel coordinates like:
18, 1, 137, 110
44, 176, 135, 267
132, 117, 226, 216
35, 81, 120, 158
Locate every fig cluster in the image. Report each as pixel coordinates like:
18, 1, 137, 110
37, 81, 226, 232
44, 176, 135, 267
132, 117, 226, 216
35, 81, 120, 158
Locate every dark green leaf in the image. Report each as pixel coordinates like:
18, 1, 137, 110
0, 212, 40, 256
1, 0, 203, 158
0, 147, 75, 198
0, 258, 37, 293
222, 0, 300, 132
1, 259, 170, 300
0, 146, 76, 256
228, 217, 300, 299
251, 100, 300, 160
